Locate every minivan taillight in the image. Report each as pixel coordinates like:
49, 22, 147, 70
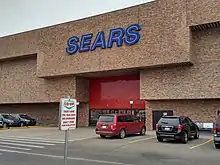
111, 124, 116, 130
156, 123, 159, 131
178, 124, 182, 133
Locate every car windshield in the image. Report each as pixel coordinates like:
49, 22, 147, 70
20, 114, 32, 120
98, 115, 114, 122
159, 117, 179, 125
2, 115, 14, 119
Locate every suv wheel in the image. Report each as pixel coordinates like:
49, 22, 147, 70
214, 143, 220, 149
157, 137, 163, 142
194, 129, 199, 139
140, 127, 146, 135
119, 129, 126, 139
182, 132, 188, 144
20, 122, 24, 127
100, 135, 106, 138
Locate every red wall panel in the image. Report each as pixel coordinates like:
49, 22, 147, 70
89, 75, 145, 109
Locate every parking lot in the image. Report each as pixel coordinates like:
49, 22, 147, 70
0, 127, 219, 165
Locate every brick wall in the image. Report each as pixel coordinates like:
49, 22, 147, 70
0, 102, 90, 127
77, 103, 89, 127
146, 99, 220, 130
0, 103, 59, 126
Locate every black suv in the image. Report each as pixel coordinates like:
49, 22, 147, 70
156, 116, 199, 143
213, 115, 220, 149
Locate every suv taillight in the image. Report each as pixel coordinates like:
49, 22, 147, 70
178, 124, 182, 133
156, 123, 159, 131
213, 126, 217, 134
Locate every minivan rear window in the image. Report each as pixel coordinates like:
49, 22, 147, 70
159, 117, 179, 125
98, 115, 114, 122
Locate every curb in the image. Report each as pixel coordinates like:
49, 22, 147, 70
0, 126, 43, 130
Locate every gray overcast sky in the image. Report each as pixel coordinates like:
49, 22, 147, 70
0, 0, 153, 37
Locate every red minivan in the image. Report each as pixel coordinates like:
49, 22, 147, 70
95, 114, 146, 139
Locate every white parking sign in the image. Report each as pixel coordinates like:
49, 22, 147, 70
59, 98, 77, 131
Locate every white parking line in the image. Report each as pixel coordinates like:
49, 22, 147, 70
0, 145, 31, 151
0, 137, 64, 144
0, 136, 65, 142
0, 141, 44, 148
0, 139, 55, 146
0, 149, 133, 165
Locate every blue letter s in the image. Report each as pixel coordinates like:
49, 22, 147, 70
124, 24, 141, 45
66, 36, 79, 55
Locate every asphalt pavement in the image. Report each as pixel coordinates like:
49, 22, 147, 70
0, 127, 219, 165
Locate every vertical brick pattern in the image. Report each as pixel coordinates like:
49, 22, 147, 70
77, 103, 89, 127
145, 103, 153, 131
0, 103, 59, 126
75, 77, 89, 102
147, 100, 220, 130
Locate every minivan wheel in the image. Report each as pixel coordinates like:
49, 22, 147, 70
157, 137, 163, 142
182, 132, 188, 144
140, 127, 146, 135
119, 129, 126, 139
100, 135, 106, 138
194, 129, 199, 139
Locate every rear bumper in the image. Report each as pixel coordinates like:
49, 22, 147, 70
214, 135, 220, 144
96, 130, 118, 136
156, 132, 183, 140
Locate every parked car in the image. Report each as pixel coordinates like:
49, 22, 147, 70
10, 113, 36, 126
213, 115, 220, 149
0, 114, 21, 128
156, 116, 199, 143
95, 114, 146, 139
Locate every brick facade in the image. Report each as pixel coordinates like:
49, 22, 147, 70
0, 0, 220, 128
146, 100, 220, 130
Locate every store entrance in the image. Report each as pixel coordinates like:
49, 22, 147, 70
89, 109, 146, 126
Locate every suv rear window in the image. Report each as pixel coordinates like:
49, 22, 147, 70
98, 115, 114, 122
216, 115, 220, 124
158, 117, 180, 125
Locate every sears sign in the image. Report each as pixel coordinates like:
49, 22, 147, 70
66, 24, 141, 55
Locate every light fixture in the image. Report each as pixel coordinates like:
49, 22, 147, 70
129, 100, 134, 105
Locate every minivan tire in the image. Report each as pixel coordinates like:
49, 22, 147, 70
182, 132, 188, 144
194, 129, 199, 139
119, 129, 126, 139
100, 135, 106, 138
140, 127, 146, 135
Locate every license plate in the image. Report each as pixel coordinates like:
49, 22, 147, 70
102, 125, 107, 128
164, 127, 170, 131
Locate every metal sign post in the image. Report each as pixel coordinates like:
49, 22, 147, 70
64, 128, 69, 165
59, 97, 78, 165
